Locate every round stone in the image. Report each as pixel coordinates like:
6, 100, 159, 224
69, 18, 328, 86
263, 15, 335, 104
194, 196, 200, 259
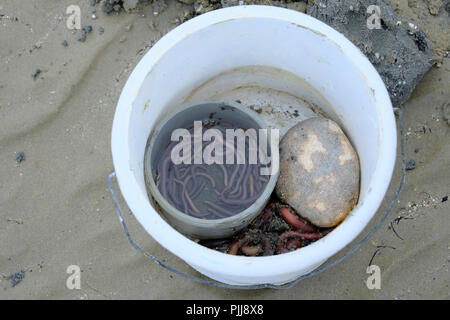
275, 117, 360, 228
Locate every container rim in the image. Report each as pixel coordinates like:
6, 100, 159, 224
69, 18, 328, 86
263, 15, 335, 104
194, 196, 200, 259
111, 5, 396, 283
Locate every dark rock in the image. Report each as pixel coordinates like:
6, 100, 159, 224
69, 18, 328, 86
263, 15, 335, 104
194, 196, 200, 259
306, 0, 436, 107
31, 69, 41, 79
406, 159, 416, 170
77, 26, 92, 42
15, 152, 25, 163
102, 0, 125, 14
82, 25, 93, 33
6, 270, 25, 287
77, 31, 87, 42
413, 31, 427, 52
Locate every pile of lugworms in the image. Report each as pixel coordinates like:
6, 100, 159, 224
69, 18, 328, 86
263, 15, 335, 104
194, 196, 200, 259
199, 202, 334, 256
154, 122, 270, 220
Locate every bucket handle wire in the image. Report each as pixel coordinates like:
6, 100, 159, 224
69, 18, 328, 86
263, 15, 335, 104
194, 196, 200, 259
107, 108, 406, 290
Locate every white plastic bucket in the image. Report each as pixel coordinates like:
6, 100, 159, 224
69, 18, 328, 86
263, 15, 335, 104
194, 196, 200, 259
111, 6, 396, 286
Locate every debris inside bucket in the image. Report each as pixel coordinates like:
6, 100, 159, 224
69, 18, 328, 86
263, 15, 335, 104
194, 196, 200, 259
198, 116, 360, 256
199, 201, 335, 256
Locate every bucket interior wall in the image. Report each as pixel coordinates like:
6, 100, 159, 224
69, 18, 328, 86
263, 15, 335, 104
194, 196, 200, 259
129, 17, 381, 218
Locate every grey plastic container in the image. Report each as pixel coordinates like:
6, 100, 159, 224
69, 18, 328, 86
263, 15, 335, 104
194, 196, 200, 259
144, 100, 279, 239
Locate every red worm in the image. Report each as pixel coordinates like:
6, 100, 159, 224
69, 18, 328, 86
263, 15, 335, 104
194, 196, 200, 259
286, 238, 303, 250
276, 245, 290, 254
241, 245, 262, 256
279, 230, 323, 241
276, 238, 302, 254
280, 207, 316, 233
228, 237, 248, 255
261, 203, 275, 224
276, 231, 323, 254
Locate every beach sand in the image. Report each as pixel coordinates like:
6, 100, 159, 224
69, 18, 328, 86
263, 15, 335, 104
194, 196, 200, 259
0, 0, 448, 299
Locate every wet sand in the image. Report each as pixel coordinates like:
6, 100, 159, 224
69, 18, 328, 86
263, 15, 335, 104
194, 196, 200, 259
0, 1, 448, 299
